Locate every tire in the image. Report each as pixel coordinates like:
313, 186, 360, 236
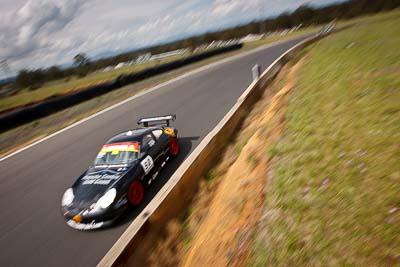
169, 137, 179, 157
128, 180, 144, 206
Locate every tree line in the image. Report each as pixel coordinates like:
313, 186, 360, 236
12, 0, 400, 90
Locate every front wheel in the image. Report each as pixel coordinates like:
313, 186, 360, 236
128, 180, 144, 206
169, 138, 179, 157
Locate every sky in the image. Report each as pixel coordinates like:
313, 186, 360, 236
0, 0, 342, 78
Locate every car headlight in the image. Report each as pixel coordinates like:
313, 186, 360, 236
62, 188, 74, 206
96, 188, 117, 209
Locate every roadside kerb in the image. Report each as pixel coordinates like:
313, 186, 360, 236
98, 31, 330, 266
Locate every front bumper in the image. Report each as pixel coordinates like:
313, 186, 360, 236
66, 218, 113, 230
62, 203, 128, 230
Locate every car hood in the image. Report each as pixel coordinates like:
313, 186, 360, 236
71, 166, 129, 208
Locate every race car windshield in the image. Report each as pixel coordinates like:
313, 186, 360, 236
94, 142, 139, 166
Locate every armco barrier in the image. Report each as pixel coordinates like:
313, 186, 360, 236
0, 44, 242, 133
98, 33, 328, 267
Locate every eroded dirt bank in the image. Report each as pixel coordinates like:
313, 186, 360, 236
147, 58, 304, 267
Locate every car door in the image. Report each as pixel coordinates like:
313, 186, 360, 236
151, 129, 169, 160
140, 133, 162, 179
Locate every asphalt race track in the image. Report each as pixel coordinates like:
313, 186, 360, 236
0, 35, 311, 266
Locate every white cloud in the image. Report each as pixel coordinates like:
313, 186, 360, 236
4, 0, 88, 56
0, 0, 342, 77
213, 0, 249, 16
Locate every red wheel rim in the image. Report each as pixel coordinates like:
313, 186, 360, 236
129, 181, 144, 205
170, 138, 179, 156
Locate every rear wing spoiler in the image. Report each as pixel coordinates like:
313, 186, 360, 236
137, 114, 176, 127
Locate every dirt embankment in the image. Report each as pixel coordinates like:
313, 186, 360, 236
147, 59, 304, 266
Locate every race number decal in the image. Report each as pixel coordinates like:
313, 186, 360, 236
140, 155, 154, 175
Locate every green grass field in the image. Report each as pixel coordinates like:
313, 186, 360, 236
249, 10, 400, 266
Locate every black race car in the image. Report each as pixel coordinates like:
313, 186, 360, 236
61, 115, 179, 230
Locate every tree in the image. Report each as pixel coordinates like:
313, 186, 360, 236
46, 66, 63, 80
73, 53, 91, 77
73, 53, 90, 67
183, 39, 195, 52
16, 70, 32, 88
292, 5, 316, 25
16, 69, 45, 90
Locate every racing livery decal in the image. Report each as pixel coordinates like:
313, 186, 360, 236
98, 142, 139, 155
81, 169, 122, 185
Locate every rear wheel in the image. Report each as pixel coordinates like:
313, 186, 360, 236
128, 180, 144, 206
169, 138, 179, 157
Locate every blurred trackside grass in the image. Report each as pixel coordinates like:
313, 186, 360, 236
0, 26, 319, 114
0, 26, 323, 157
249, 10, 400, 266
0, 54, 184, 113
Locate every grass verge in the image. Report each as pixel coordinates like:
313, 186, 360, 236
249, 9, 400, 266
